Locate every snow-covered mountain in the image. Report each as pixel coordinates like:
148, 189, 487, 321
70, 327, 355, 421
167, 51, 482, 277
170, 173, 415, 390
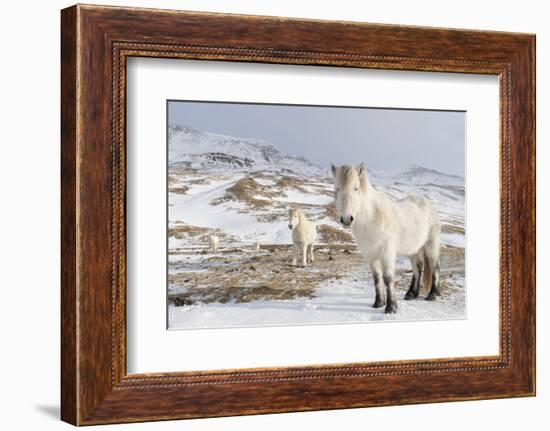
169, 125, 325, 175
370, 164, 464, 187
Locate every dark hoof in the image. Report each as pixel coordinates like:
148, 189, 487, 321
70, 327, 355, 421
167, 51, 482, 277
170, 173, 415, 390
404, 290, 418, 300
425, 292, 437, 301
385, 302, 398, 314
373, 297, 385, 308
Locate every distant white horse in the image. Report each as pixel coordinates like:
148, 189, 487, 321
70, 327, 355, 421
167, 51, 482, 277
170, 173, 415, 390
288, 207, 316, 267
254, 241, 261, 252
331, 163, 441, 313
209, 234, 219, 252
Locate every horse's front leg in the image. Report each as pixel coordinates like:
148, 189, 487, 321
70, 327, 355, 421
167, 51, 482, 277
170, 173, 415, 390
301, 243, 308, 267
291, 243, 298, 266
370, 260, 385, 308
382, 258, 398, 314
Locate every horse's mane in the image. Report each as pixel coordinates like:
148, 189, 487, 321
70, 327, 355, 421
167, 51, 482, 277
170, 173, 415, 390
290, 207, 309, 224
338, 165, 356, 185
338, 165, 369, 193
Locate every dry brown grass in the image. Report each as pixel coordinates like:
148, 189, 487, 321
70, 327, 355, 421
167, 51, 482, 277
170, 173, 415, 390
168, 223, 210, 240
317, 224, 354, 244
256, 212, 284, 223
168, 222, 241, 247
170, 282, 316, 305
169, 167, 200, 177
311, 185, 333, 197
275, 175, 308, 193
323, 203, 338, 221
441, 223, 465, 235
187, 178, 210, 186
169, 244, 361, 305
169, 185, 190, 194
168, 240, 464, 306
213, 176, 282, 210
168, 168, 212, 194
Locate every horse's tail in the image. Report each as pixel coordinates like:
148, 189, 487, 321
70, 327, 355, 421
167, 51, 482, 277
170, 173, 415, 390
422, 218, 441, 292
422, 251, 433, 290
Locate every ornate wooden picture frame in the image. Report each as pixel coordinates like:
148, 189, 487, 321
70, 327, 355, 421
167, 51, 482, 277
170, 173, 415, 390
61, 4, 535, 425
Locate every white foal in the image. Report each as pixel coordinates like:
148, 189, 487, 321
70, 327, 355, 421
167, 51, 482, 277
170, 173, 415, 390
332, 163, 441, 313
209, 234, 219, 252
288, 207, 316, 267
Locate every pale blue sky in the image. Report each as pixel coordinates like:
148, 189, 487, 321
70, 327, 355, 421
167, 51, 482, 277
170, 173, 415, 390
168, 100, 465, 176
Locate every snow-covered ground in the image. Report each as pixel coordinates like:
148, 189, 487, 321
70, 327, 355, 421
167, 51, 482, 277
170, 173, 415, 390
167, 125, 466, 329
168, 250, 465, 329
169, 280, 465, 329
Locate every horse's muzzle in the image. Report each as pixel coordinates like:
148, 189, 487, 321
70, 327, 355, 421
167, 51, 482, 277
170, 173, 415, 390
340, 216, 354, 227
288, 224, 293, 230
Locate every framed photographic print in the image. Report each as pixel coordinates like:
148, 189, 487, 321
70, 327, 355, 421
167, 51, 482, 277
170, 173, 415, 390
61, 4, 536, 425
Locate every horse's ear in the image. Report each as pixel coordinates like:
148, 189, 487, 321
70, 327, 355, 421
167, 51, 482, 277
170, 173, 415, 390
356, 163, 366, 177
331, 163, 337, 177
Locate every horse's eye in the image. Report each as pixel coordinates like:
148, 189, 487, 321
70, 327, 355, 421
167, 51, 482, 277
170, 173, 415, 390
354, 187, 359, 192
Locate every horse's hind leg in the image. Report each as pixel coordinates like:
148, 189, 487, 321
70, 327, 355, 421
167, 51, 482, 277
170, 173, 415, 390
370, 260, 385, 308
405, 253, 423, 300
291, 244, 298, 266
308, 244, 314, 263
424, 235, 441, 300
426, 259, 441, 300
383, 272, 398, 314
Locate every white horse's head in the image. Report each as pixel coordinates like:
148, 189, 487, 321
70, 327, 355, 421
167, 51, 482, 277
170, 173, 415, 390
331, 163, 368, 227
288, 207, 302, 230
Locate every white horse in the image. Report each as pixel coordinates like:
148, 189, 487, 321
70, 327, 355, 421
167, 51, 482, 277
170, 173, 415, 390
209, 234, 219, 252
288, 207, 316, 267
331, 163, 441, 313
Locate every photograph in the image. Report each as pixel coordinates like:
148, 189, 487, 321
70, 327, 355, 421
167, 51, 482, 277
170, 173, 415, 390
167, 101, 466, 330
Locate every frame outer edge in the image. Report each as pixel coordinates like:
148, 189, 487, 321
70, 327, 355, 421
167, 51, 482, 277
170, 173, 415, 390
526, 35, 536, 395
61, 4, 536, 424
524, 34, 536, 395
506, 35, 536, 396
531, 34, 536, 396
61, 5, 79, 426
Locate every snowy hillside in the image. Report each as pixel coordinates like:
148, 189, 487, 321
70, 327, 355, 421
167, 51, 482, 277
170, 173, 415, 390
167, 126, 466, 329
169, 125, 325, 175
